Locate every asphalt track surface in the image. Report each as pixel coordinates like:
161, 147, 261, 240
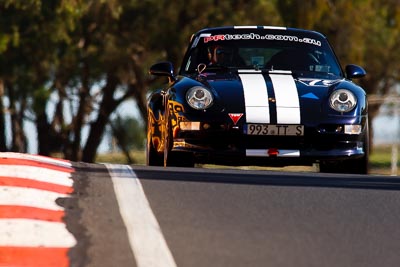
2, 154, 400, 267
67, 163, 400, 267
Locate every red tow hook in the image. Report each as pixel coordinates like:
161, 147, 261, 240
268, 148, 279, 157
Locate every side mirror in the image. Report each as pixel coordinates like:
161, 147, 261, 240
149, 61, 176, 81
345, 64, 366, 79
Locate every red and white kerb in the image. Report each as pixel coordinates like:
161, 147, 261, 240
0, 153, 76, 267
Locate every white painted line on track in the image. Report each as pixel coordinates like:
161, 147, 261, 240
105, 164, 177, 267
0, 165, 73, 187
0, 219, 77, 247
0, 186, 69, 211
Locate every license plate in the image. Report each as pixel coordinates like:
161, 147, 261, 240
246, 124, 304, 136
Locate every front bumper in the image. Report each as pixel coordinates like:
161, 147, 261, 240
171, 122, 366, 166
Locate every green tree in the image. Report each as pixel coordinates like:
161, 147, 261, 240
0, 0, 79, 153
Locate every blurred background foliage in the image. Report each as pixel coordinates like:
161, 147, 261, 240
0, 0, 399, 162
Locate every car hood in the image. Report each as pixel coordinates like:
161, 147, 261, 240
197, 70, 343, 125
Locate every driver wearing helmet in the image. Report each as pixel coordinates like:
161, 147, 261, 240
208, 45, 230, 65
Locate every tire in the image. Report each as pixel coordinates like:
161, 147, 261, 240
146, 139, 163, 166
163, 118, 195, 167
146, 111, 163, 166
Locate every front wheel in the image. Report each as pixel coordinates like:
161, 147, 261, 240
163, 120, 195, 167
146, 139, 163, 166
146, 111, 163, 166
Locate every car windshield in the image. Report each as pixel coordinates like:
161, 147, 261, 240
181, 31, 343, 78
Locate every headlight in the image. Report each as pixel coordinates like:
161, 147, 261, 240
186, 86, 213, 110
329, 89, 357, 112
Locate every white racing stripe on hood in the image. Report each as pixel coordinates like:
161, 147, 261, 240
270, 73, 301, 124
239, 73, 270, 123
239, 71, 301, 124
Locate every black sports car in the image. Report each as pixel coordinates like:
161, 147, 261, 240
147, 26, 368, 174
